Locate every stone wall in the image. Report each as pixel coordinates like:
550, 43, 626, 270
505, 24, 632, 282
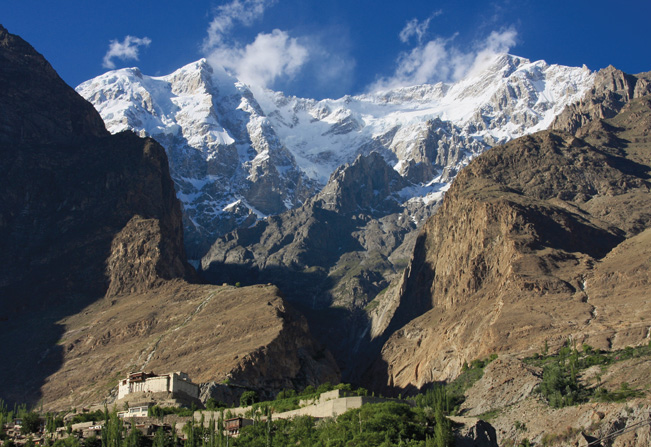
170, 373, 199, 399
274, 395, 396, 420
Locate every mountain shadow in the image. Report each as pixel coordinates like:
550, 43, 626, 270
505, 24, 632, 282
0, 25, 194, 406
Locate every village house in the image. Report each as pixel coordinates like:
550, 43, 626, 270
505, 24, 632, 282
224, 417, 253, 437
117, 403, 153, 419
70, 421, 103, 438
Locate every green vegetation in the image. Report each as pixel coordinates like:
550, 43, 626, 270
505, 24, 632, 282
85, 436, 102, 447
235, 402, 443, 447
232, 381, 457, 446
593, 382, 643, 402
0, 400, 29, 439
417, 354, 498, 415
246, 382, 369, 415
239, 390, 259, 407
148, 405, 195, 418
182, 413, 224, 447
152, 427, 174, 447
204, 398, 227, 411
45, 413, 65, 433
364, 298, 380, 312
415, 386, 454, 447
70, 409, 106, 424
101, 408, 124, 447
52, 437, 80, 447
20, 412, 41, 434
538, 346, 587, 408
0, 385, 458, 447
451, 355, 497, 406
525, 340, 651, 408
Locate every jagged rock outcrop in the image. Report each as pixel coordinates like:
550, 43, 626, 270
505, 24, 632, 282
552, 65, 651, 135
0, 25, 339, 409
201, 152, 415, 304
369, 67, 651, 392
453, 419, 499, 447
200, 152, 424, 380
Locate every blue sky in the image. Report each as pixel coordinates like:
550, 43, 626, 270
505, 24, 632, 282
2, 0, 650, 99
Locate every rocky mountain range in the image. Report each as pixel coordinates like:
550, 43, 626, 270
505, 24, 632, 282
2, 21, 651, 446
0, 24, 338, 409
77, 51, 600, 383
77, 54, 594, 258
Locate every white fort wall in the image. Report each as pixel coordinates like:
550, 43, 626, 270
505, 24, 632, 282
117, 372, 199, 400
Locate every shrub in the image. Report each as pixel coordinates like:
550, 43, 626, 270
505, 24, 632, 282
204, 398, 226, 411
20, 412, 41, 434
240, 390, 258, 407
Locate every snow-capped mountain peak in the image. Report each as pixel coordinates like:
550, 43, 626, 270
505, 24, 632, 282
77, 53, 595, 257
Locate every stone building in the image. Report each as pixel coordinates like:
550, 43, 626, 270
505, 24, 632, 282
117, 371, 199, 401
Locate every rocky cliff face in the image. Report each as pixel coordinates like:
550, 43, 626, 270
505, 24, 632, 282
0, 25, 338, 409
199, 152, 422, 380
0, 26, 106, 146
0, 25, 194, 310
201, 152, 414, 302
369, 67, 651, 391
552, 66, 651, 135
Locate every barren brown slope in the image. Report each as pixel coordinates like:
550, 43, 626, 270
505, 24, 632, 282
41, 281, 339, 411
0, 25, 339, 409
368, 69, 651, 392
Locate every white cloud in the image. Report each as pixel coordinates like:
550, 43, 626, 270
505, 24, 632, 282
203, 0, 277, 50
370, 27, 518, 92
102, 35, 151, 69
203, 0, 313, 90
399, 11, 442, 44
202, 0, 357, 95
208, 29, 309, 88
463, 29, 518, 78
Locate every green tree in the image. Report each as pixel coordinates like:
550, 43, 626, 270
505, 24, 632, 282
432, 406, 453, 447
101, 408, 124, 447
152, 428, 172, 447
86, 436, 102, 447
275, 389, 296, 400
301, 386, 316, 396
124, 429, 143, 447
21, 411, 41, 434
53, 438, 80, 447
183, 417, 204, 447
205, 399, 225, 411
240, 391, 258, 407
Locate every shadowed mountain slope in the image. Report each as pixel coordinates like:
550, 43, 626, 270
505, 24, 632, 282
0, 25, 338, 409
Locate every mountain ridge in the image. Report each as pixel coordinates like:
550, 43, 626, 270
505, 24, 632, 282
78, 54, 594, 257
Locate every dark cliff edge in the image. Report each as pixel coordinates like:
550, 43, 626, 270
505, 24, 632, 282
0, 25, 339, 409
0, 24, 196, 404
